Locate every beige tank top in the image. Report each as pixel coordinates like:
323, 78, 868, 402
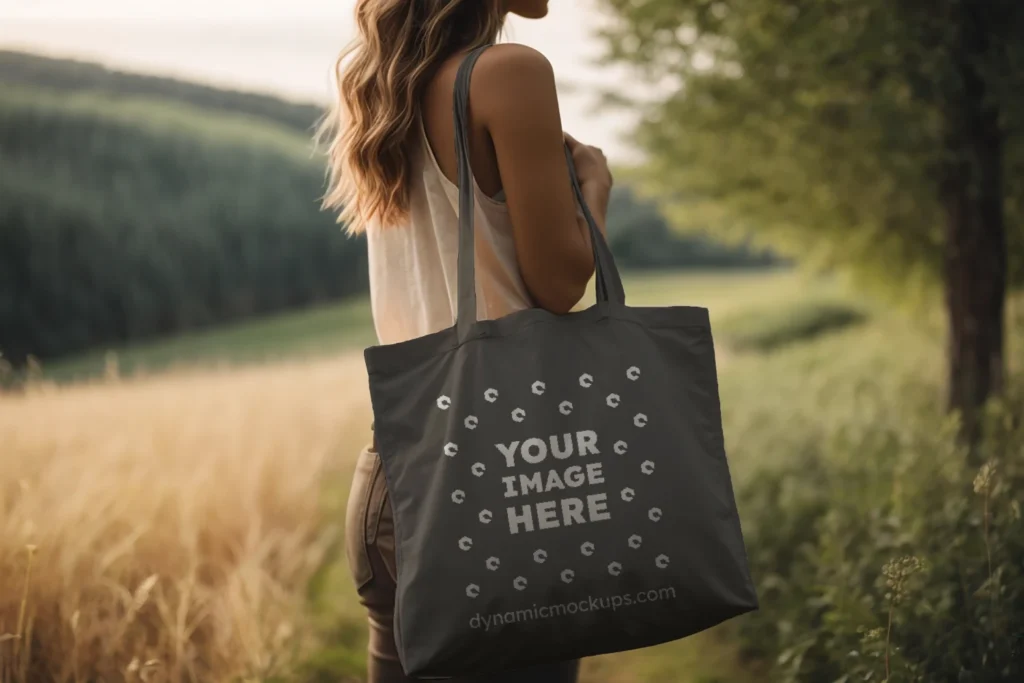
366, 117, 534, 345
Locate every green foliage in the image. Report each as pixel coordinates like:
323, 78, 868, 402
721, 320, 1024, 682
717, 299, 868, 352
596, 0, 1024, 292
606, 186, 779, 269
0, 86, 366, 365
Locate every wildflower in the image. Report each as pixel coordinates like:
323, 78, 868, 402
973, 460, 997, 495
882, 555, 923, 605
861, 627, 884, 643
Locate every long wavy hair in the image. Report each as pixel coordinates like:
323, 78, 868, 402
317, 0, 506, 234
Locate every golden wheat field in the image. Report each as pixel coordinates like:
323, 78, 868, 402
0, 353, 374, 683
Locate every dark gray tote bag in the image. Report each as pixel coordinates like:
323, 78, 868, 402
364, 44, 758, 679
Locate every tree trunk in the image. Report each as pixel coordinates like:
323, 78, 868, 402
943, 168, 1006, 449
941, 4, 1008, 450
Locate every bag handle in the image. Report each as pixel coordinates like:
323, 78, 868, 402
453, 44, 625, 341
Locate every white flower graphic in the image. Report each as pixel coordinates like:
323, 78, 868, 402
464, 415, 478, 430
648, 507, 663, 522
513, 576, 528, 591
443, 442, 458, 457
627, 366, 641, 381
641, 460, 655, 475
606, 393, 621, 408
466, 583, 480, 598
533, 549, 548, 564
451, 489, 465, 504
559, 401, 573, 415
628, 534, 642, 549
486, 556, 500, 571
511, 407, 526, 423
478, 509, 492, 524
436, 395, 451, 410
560, 569, 575, 584
484, 388, 499, 403
614, 440, 628, 455
580, 541, 595, 557
471, 462, 486, 477
579, 373, 593, 388
620, 487, 635, 502
458, 536, 473, 551
634, 413, 648, 428
608, 562, 622, 576
531, 381, 546, 395
655, 554, 670, 569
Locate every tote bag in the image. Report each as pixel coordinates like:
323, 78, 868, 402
364, 44, 759, 679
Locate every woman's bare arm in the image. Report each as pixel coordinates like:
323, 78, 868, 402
473, 44, 611, 314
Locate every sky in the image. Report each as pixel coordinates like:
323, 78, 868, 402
0, 0, 643, 161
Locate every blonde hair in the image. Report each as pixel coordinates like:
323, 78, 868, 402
317, 0, 506, 234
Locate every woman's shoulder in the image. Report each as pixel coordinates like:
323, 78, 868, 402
478, 42, 552, 69
469, 43, 558, 122
473, 42, 554, 84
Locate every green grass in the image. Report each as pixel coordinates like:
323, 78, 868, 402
42, 269, 840, 383
43, 296, 376, 382
41, 268, 874, 384
594, 267, 836, 319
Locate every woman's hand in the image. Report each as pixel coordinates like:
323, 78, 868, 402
563, 132, 612, 236
563, 132, 613, 192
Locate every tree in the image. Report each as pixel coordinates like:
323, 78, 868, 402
597, 0, 1024, 444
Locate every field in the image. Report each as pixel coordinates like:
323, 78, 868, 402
40, 269, 832, 383
2, 269, 1013, 683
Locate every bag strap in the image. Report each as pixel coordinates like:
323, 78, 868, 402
452, 44, 625, 342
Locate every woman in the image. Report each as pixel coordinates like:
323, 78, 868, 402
319, 1, 613, 681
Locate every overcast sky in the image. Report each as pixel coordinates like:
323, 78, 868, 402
0, 0, 643, 161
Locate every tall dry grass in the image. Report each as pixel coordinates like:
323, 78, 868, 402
0, 354, 372, 682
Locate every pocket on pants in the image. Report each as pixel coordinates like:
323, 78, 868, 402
345, 445, 383, 591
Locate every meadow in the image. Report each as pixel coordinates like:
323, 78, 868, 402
2, 269, 1021, 683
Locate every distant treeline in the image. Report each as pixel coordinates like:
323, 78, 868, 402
606, 186, 778, 269
0, 52, 776, 365
0, 50, 323, 135
0, 87, 364, 365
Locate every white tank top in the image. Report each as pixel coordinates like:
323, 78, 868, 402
366, 117, 533, 345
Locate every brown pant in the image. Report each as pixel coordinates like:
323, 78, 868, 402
345, 442, 581, 683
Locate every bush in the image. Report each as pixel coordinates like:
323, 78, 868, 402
718, 299, 868, 352
735, 370, 1024, 682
